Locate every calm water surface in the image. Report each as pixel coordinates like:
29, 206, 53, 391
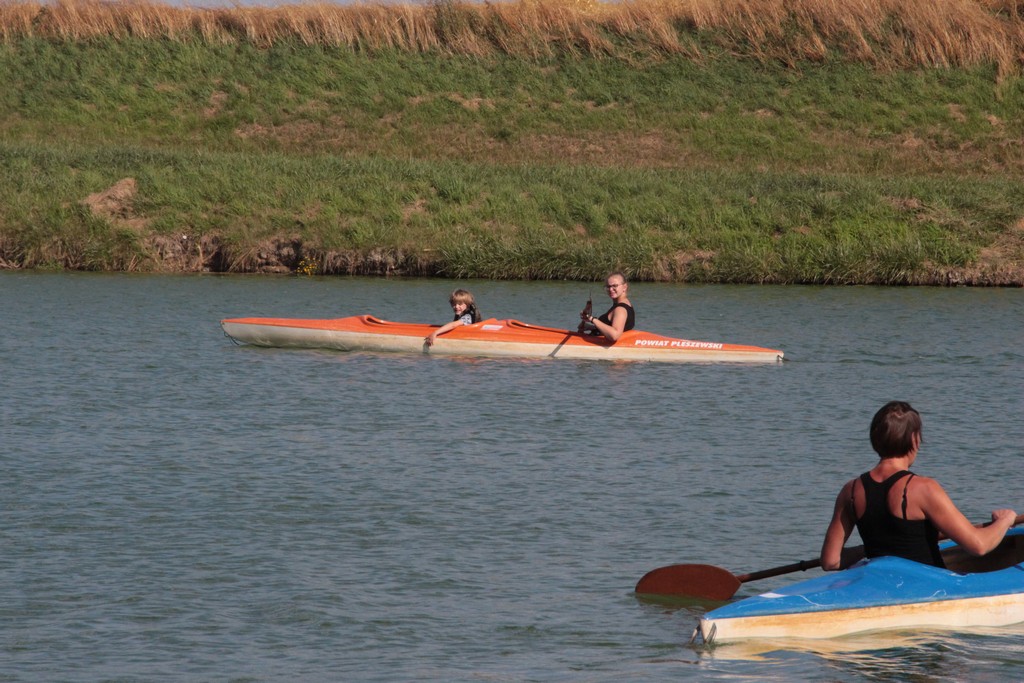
2, 272, 1023, 682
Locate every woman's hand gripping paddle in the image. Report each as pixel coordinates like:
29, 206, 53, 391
577, 292, 592, 334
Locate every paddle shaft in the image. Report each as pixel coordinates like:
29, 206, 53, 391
578, 294, 593, 333
736, 557, 821, 584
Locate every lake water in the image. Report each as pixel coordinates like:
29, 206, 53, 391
2, 272, 1022, 682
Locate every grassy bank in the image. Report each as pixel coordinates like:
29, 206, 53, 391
1, 0, 1022, 284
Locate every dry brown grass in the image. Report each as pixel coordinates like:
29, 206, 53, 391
1, 0, 1022, 72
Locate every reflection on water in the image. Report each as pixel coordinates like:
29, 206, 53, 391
698, 624, 1024, 681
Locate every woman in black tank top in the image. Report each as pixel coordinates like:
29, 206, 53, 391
579, 272, 635, 342
821, 401, 1016, 571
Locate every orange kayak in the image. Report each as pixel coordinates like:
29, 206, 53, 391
220, 315, 784, 363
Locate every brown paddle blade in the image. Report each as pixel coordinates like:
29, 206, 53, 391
634, 557, 826, 600
634, 563, 741, 601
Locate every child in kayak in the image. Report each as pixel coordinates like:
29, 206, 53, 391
425, 289, 481, 346
821, 400, 1017, 570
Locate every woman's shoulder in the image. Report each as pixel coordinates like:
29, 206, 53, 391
906, 473, 944, 498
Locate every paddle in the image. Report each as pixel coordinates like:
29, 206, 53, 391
634, 555, 831, 601
635, 513, 1024, 600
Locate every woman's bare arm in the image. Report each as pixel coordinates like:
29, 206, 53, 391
821, 480, 857, 570
916, 479, 1017, 556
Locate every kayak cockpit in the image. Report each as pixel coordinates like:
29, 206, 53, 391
942, 531, 1024, 574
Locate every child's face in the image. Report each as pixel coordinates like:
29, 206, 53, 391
452, 301, 468, 315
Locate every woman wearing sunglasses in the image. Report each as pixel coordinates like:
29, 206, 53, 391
579, 272, 635, 342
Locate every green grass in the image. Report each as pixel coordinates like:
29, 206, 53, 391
1, 34, 1022, 283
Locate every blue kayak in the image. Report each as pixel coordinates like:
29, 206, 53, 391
695, 527, 1024, 643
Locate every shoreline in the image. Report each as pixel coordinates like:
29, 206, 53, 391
2, 233, 1021, 286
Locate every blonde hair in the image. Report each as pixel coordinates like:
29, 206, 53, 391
449, 288, 474, 306
449, 289, 481, 323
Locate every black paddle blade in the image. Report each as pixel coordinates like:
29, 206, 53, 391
634, 563, 742, 601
